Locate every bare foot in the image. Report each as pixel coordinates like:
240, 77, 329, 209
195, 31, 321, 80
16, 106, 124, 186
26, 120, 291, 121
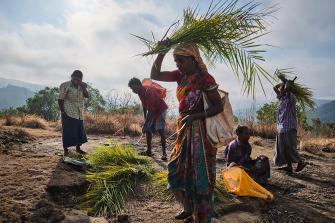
140, 151, 152, 157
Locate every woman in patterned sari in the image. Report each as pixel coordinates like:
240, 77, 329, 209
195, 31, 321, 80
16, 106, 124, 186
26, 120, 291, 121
150, 41, 223, 223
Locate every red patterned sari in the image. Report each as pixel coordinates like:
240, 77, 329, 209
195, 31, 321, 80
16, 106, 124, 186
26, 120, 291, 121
167, 70, 218, 223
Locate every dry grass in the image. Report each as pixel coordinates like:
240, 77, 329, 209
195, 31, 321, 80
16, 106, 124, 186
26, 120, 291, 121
83, 113, 176, 137
84, 113, 143, 136
11, 113, 176, 137
250, 137, 265, 147
247, 122, 309, 140
300, 137, 335, 157
4, 115, 49, 130
247, 122, 277, 139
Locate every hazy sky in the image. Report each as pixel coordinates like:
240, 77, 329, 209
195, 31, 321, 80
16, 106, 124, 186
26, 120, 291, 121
0, 0, 334, 109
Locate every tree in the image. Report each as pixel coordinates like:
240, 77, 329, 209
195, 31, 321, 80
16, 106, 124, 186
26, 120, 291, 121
256, 101, 308, 127
105, 90, 141, 114
21, 84, 106, 121
256, 101, 278, 125
85, 84, 106, 113
24, 87, 59, 121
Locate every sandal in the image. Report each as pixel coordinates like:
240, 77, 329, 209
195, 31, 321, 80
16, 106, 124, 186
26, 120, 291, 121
76, 148, 87, 155
296, 162, 306, 172
184, 216, 194, 223
278, 166, 293, 173
175, 211, 192, 220
161, 154, 167, 161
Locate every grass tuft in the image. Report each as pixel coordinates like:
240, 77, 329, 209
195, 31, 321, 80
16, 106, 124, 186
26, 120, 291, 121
5, 115, 49, 130
149, 171, 174, 202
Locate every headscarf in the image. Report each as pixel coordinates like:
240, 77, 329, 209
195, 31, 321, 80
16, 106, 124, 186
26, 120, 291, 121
173, 43, 208, 73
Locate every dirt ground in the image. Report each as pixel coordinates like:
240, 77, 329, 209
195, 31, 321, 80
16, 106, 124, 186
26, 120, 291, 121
0, 126, 334, 223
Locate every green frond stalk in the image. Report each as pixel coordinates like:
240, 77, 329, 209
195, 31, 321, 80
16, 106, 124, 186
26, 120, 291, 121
274, 68, 315, 110
132, 0, 278, 96
83, 143, 153, 216
149, 171, 174, 202
215, 176, 234, 202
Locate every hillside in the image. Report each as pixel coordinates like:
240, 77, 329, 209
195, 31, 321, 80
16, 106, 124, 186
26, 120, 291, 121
0, 85, 35, 109
316, 101, 335, 123
0, 77, 44, 92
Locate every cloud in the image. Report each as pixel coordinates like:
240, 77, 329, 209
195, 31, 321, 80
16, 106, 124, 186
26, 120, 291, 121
0, 0, 333, 112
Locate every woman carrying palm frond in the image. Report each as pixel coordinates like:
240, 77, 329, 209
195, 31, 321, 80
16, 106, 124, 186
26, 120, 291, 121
134, 1, 277, 222
151, 41, 223, 223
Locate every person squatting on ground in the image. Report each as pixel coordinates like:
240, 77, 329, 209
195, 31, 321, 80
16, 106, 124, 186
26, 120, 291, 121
224, 125, 270, 185
128, 77, 168, 161
58, 70, 89, 156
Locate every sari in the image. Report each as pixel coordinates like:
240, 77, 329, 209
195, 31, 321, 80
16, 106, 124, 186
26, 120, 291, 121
167, 69, 218, 223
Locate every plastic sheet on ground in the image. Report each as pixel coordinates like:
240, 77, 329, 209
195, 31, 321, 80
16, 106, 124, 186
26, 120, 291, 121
219, 167, 274, 200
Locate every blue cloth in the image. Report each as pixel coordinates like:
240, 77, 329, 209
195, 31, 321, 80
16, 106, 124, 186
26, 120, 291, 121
145, 111, 166, 133
61, 115, 87, 148
277, 92, 297, 133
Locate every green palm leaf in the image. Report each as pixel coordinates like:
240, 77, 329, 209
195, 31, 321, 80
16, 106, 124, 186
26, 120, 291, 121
275, 68, 315, 110
82, 143, 153, 216
132, 0, 277, 95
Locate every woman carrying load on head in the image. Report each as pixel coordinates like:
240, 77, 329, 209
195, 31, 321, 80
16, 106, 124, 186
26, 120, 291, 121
150, 40, 223, 223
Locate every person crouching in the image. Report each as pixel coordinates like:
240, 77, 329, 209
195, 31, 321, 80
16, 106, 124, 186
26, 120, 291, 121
128, 77, 168, 161
224, 126, 270, 185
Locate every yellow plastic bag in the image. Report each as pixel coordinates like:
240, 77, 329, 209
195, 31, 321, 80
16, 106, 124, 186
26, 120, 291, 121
220, 167, 274, 200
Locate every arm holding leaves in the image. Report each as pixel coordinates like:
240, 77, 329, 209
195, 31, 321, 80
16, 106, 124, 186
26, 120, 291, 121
150, 39, 179, 82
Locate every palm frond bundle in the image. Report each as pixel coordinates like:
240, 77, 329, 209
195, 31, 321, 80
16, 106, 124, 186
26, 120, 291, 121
87, 143, 150, 169
83, 143, 153, 216
215, 175, 234, 202
275, 69, 315, 109
149, 171, 174, 202
133, 0, 277, 95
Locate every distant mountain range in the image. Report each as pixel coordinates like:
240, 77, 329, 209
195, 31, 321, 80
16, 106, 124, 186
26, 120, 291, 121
0, 77, 44, 92
0, 77, 45, 109
0, 85, 35, 109
0, 77, 334, 123
313, 100, 335, 123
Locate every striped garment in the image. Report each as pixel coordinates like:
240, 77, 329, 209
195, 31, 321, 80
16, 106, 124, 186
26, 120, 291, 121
277, 92, 297, 133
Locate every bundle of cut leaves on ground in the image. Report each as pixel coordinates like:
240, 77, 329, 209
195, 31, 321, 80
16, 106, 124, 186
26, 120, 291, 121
133, 0, 277, 95
82, 142, 155, 216
275, 69, 315, 110
82, 142, 232, 216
